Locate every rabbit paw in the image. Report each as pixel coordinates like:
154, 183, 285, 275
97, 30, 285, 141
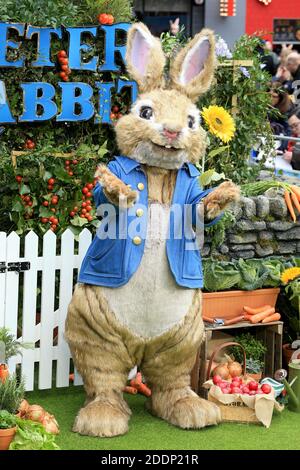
204, 181, 240, 220
95, 165, 138, 208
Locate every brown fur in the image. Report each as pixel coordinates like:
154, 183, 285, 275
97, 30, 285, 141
66, 23, 239, 437
65, 285, 220, 436
144, 165, 177, 204
115, 89, 207, 165
169, 29, 216, 102
125, 23, 166, 93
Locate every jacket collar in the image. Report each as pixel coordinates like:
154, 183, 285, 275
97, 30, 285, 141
115, 156, 200, 177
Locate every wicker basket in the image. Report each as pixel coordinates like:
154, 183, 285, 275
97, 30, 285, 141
206, 342, 260, 424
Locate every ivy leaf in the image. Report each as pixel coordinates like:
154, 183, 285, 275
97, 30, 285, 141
71, 215, 88, 227
42, 171, 52, 182
39, 206, 53, 217
199, 170, 226, 188
12, 200, 24, 212
53, 167, 72, 183
20, 183, 31, 195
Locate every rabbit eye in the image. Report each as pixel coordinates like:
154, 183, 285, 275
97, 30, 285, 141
188, 115, 195, 129
140, 106, 153, 120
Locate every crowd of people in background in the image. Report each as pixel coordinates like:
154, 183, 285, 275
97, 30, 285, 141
263, 42, 300, 171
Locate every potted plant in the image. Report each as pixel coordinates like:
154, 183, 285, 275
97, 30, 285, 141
202, 257, 284, 320
0, 410, 17, 450
229, 333, 267, 380
279, 267, 300, 367
0, 327, 33, 383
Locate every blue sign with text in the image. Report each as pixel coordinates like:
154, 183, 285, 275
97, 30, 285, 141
0, 22, 137, 124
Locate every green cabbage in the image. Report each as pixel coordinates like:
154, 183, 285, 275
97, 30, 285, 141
9, 418, 60, 450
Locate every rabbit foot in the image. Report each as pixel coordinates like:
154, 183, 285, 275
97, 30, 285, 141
73, 399, 130, 437
149, 390, 221, 429
204, 181, 240, 220
95, 164, 138, 208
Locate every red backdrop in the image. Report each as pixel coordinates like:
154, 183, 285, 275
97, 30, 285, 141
246, 0, 300, 42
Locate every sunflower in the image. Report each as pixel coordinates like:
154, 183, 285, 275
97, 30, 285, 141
281, 267, 300, 284
202, 105, 236, 143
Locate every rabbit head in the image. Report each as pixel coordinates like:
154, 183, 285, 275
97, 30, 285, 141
115, 23, 216, 170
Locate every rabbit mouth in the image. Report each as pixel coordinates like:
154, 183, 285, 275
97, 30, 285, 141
151, 141, 183, 151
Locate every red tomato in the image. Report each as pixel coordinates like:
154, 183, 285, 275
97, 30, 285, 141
248, 381, 258, 391
72, 159, 78, 165
68, 171, 74, 176
112, 105, 119, 113
43, 201, 49, 207
59, 58, 68, 66
57, 50, 67, 58
87, 183, 94, 190
82, 187, 89, 195
98, 13, 108, 24
261, 384, 272, 394
59, 71, 68, 80
81, 209, 87, 215
73, 207, 78, 212
213, 375, 222, 385
48, 178, 55, 185
16, 175, 22, 183
86, 191, 92, 198
65, 160, 70, 165
70, 211, 75, 217
51, 197, 58, 205
81, 202, 87, 208
61, 64, 69, 72
87, 215, 93, 222
86, 205, 92, 212
50, 224, 57, 231
50, 208, 56, 213
106, 14, 114, 25
41, 218, 49, 224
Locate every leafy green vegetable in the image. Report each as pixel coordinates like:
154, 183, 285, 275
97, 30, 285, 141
9, 419, 60, 450
0, 410, 17, 429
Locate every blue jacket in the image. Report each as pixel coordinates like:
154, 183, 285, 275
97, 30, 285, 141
78, 156, 220, 288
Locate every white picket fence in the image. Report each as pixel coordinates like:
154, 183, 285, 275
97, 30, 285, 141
0, 229, 93, 391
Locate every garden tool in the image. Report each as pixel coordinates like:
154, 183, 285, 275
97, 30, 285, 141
275, 361, 300, 412
203, 314, 245, 327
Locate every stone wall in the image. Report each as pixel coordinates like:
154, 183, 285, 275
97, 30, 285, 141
203, 190, 300, 259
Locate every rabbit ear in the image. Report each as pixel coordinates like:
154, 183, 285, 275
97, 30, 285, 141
169, 29, 216, 102
125, 23, 166, 93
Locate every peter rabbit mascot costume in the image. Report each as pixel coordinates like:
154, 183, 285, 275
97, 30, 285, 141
65, 23, 240, 437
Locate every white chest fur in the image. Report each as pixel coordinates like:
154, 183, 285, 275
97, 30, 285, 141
101, 203, 195, 338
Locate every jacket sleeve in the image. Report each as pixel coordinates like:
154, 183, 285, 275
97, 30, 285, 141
189, 178, 223, 228
93, 159, 121, 208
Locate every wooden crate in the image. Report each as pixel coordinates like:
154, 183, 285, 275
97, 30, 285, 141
191, 321, 283, 397
208, 395, 260, 424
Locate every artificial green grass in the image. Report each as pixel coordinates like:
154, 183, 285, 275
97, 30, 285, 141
26, 386, 300, 450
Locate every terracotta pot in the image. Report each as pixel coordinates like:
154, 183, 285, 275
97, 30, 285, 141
282, 343, 294, 369
0, 427, 16, 451
246, 372, 262, 382
203, 288, 280, 320
0, 364, 9, 384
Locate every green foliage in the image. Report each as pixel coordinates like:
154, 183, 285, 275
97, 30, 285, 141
230, 332, 267, 368
81, 0, 133, 24
0, 374, 25, 414
205, 210, 236, 250
0, 410, 17, 429
284, 279, 300, 339
199, 34, 275, 184
245, 358, 263, 374
203, 256, 295, 292
0, 0, 133, 26
10, 418, 60, 450
0, 327, 33, 363
0, 0, 134, 235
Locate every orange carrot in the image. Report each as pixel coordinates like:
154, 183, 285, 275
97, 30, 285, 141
130, 372, 142, 388
285, 190, 296, 222
136, 383, 152, 397
291, 185, 300, 202
291, 190, 300, 213
262, 312, 281, 323
249, 307, 275, 324
124, 386, 138, 395
243, 305, 272, 315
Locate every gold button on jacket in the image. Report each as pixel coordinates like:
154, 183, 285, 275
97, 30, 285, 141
137, 182, 144, 191
133, 236, 142, 245
136, 208, 144, 217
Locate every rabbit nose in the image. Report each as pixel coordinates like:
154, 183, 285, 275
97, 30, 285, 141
163, 128, 179, 141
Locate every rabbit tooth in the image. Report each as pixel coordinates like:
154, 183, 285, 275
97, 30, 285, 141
165, 145, 171, 149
